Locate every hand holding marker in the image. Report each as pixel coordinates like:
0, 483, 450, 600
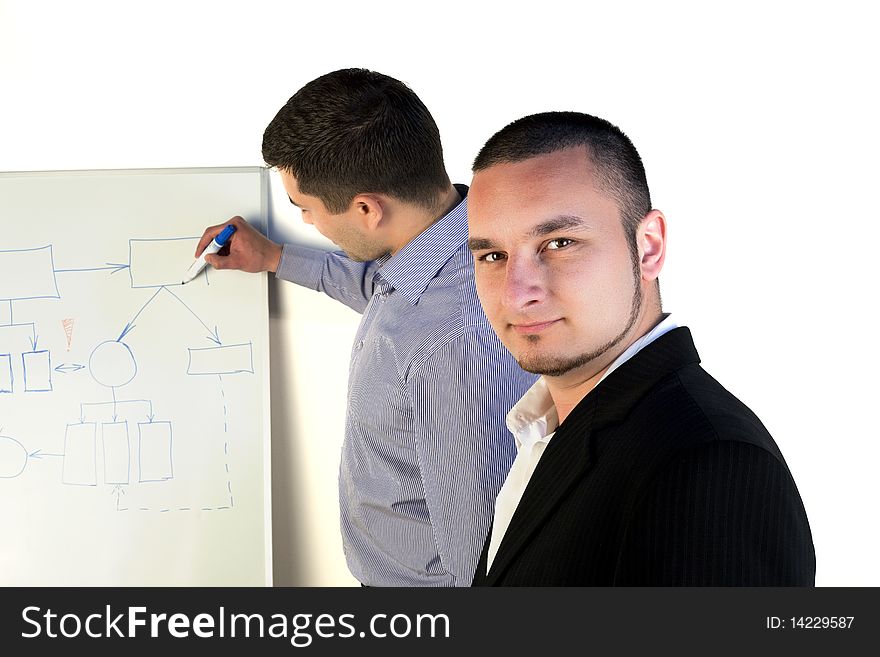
182, 224, 237, 284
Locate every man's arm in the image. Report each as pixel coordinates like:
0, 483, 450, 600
405, 329, 535, 586
615, 440, 816, 585
196, 216, 379, 313
275, 244, 380, 314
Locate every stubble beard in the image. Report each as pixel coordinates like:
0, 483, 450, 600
340, 234, 389, 263
514, 266, 644, 378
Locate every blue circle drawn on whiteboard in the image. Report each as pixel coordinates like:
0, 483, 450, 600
0, 435, 28, 479
89, 340, 137, 388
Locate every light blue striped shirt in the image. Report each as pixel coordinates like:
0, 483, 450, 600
275, 186, 537, 586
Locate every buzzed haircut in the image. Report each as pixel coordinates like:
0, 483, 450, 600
472, 111, 652, 252
262, 68, 451, 214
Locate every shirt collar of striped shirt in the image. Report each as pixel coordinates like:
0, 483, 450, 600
376, 185, 469, 306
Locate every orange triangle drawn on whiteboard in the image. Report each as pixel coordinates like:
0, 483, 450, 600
62, 318, 75, 351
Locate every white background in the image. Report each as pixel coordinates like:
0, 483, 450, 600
2, 0, 877, 586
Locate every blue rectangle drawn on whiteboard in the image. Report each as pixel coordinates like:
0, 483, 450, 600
0, 354, 12, 393
186, 342, 254, 374
129, 238, 199, 288
22, 350, 52, 392
62, 422, 97, 486
102, 421, 130, 485
0, 246, 61, 301
138, 421, 173, 482
187, 342, 254, 375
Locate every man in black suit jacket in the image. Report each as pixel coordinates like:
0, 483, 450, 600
466, 112, 815, 586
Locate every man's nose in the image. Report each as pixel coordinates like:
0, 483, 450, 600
502, 255, 546, 311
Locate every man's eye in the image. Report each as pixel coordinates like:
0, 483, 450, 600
545, 238, 573, 250
480, 252, 506, 263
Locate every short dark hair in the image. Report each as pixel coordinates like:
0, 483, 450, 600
473, 111, 652, 255
262, 68, 451, 214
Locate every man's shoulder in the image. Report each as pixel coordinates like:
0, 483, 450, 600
400, 320, 517, 384
631, 363, 783, 459
585, 365, 793, 514
395, 244, 492, 353
387, 237, 525, 381
424, 239, 484, 313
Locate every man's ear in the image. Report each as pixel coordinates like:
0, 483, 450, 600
350, 194, 384, 232
638, 209, 666, 282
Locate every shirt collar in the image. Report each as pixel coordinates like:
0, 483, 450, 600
506, 377, 559, 449
595, 313, 678, 386
375, 185, 469, 305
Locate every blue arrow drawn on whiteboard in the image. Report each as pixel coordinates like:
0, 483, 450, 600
118, 287, 164, 341
111, 485, 126, 511
54, 263, 130, 275
28, 450, 63, 459
117, 286, 221, 345
54, 363, 85, 374
162, 287, 222, 345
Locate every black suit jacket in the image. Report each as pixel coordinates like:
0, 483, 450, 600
473, 327, 815, 586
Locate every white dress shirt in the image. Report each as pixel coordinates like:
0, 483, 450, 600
486, 314, 679, 571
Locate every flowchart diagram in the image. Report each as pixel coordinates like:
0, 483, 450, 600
0, 167, 270, 586
0, 237, 255, 513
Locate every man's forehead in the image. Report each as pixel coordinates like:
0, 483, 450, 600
468, 158, 620, 242
472, 155, 599, 211
278, 169, 318, 206
473, 147, 594, 181
278, 169, 300, 189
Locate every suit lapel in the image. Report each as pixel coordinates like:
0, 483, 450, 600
482, 327, 701, 585
483, 394, 598, 585
589, 327, 700, 432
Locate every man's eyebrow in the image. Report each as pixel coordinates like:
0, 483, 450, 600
467, 237, 497, 251
468, 216, 591, 251
287, 195, 300, 208
530, 215, 591, 237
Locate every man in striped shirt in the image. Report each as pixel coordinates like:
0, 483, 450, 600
196, 69, 536, 586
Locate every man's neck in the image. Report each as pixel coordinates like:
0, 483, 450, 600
388, 185, 461, 255
546, 308, 664, 424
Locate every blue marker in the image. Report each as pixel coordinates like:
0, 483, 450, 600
182, 224, 237, 284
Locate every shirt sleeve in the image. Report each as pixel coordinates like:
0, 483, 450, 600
274, 242, 382, 314
616, 440, 816, 585
404, 328, 533, 586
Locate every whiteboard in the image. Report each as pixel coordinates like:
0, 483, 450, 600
0, 167, 272, 585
